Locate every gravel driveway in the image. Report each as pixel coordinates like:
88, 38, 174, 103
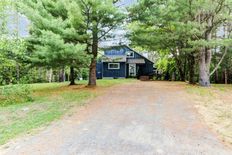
1, 81, 231, 155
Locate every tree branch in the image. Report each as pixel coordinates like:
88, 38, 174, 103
210, 26, 231, 76
98, 26, 114, 40
210, 46, 228, 76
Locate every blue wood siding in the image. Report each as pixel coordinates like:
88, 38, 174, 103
103, 62, 126, 78
136, 61, 154, 76
126, 52, 144, 61
96, 62, 103, 79
142, 60, 154, 75
99, 45, 154, 78
134, 52, 142, 59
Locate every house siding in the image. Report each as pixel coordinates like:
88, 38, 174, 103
143, 60, 154, 75
103, 62, 126, 78
126, 52, 145, 63
127, 52, 154, 76
97, 45, 154, 79
134, 52, 143, 59
96, 62, 103, 79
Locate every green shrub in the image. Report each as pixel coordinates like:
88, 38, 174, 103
0, 84, 33, 106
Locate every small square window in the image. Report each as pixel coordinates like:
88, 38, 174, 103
126, 51, 134, 58
108, 63, 120, 69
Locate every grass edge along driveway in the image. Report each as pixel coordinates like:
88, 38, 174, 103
187, 84, 232, 146
0, 79, 134, 145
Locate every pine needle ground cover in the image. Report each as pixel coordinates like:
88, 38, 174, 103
0, 79, 133, 145
187, 85, 232, 145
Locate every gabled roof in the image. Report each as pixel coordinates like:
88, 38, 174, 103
102, 55, 127, 62
102, 45, 127, 51
102, 45, 154, 64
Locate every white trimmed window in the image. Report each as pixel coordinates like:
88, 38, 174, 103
108, 63, 120, 69
126, 51, 134, 58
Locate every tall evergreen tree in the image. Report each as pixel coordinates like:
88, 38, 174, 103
18, 0, 90, 85
76, 0, 125, 86
129, 0, 232, 86
192, 0, 232, 86
19, 0, 124, 86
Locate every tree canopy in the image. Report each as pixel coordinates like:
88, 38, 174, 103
129, 0, 232, 86
18, 0, 125, 86
0, 0, 28, 84
0, 0, 232, 86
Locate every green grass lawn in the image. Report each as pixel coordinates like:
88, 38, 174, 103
0, 79, 134, 145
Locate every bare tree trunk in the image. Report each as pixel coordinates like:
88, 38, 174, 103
188, 52, 195, 84
211, 25, 231, 77
38, 67, 43, 82
62, 68, 66, 82
215, 70, 219, 83
210, 47, 228, 76
171, 72, 176, 81
199, 48, 211, 87
88, 28, 98, 86
58, 71, 62, 82
70, 66, 75, 85
179, 69, 185, 81
88, 56, 97, 86
67, 72, 70, 82
47, 68, 53, 83
16, 62, 20, 83
224, 69, 228, 84
183, 55, 187, 80
199, 19, 212, 87
59, 67, 66, 82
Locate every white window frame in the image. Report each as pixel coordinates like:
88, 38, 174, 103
126, 51, 134, 58
108, 63, 120, 70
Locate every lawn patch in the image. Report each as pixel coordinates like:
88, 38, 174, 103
0, 79, 133, 145
187, 84, 232, 145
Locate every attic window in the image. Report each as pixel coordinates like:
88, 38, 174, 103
126, 51, 134, 58
108, 63, 120, 70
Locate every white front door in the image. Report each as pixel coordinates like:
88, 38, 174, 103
129, 64, 136, 77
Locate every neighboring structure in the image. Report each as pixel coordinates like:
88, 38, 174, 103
96, 45, 154, 79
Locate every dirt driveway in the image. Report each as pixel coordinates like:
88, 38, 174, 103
1, 81, 231, 155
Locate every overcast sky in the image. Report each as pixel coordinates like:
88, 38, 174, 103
118, 0, 136, 7
100, 0, 136, 47
7, 13, 30, 37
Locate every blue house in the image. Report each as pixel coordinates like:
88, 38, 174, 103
96, 45, 154, 79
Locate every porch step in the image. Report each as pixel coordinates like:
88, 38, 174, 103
139, 76, 150, 81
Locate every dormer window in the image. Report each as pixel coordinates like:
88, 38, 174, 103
126, 51, 134, 58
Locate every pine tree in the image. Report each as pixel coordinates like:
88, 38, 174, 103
76, 0, 125, 86
18, 0, 90, 85
192, 0, 232, 86
19, 0, 124, 86
129, 0, 232, 86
